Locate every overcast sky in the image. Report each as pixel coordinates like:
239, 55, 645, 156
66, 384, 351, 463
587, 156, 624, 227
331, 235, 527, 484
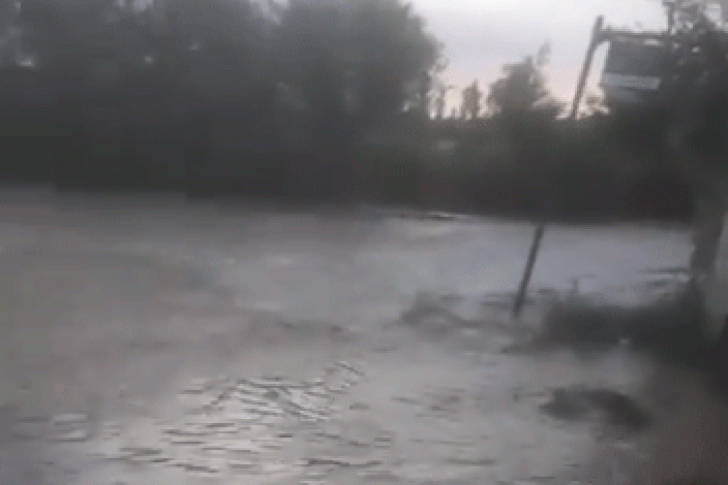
411, 0, 669, 110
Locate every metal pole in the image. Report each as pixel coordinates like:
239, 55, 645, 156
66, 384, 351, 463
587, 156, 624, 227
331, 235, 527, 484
570, 16, 605, 120
512, 224, 545, 318
512, 15, 605, 319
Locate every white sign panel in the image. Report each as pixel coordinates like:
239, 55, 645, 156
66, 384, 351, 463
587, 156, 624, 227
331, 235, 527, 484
600, 73, 662, 91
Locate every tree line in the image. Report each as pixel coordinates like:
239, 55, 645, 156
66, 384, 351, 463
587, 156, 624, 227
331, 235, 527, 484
0, 0, 442, 196
0, 0, 704, 219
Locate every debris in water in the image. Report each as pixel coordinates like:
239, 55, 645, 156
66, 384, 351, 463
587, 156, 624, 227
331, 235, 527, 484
539, 387, 652, 432
50, 413, 88, 425
47, 413, 92, 442
10, 417, 47, 440
48, 427, 91, 442
304, 457, 382, 468
444, 456, 497, 466
172, 461, 220, 474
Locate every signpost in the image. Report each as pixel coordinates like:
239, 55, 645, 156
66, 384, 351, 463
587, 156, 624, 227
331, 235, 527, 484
512, 16, 604, 319
511, 5, 684, 318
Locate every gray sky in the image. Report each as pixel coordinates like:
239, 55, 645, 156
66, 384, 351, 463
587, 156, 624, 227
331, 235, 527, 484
412, 0, 669, 110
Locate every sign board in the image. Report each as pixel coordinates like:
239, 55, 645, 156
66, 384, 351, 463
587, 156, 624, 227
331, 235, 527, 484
600, 39, 670, 107
601, 73, 661, 91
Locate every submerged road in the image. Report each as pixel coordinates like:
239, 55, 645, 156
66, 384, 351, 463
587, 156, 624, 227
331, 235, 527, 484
1, 190, 713, 485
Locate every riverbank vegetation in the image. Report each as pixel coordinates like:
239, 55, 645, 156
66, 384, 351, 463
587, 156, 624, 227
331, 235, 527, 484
0, 0, 695, 221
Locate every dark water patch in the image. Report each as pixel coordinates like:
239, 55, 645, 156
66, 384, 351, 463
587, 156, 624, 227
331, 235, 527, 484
539, 386, 652, 432
540, 290, 707, 368
638, 266, 690, 276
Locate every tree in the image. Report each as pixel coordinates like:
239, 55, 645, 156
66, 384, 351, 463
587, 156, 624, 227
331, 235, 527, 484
0, 0, 19, 66
426, 50, 450, 119
162, 0, 270, 91
486, 41, 563, 119
433, 82, 455, 120
411, 69, 432, 118
271, 0, 439, 132
652, 1, 728, 166
346, 0, 440, 125
15, 0, 122, 72
0, 0, 443, 197
460, 80, 482, 119
662, 0, 728, 29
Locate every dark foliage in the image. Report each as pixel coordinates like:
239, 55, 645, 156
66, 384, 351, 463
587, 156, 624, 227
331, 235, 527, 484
0, 0, 715, 221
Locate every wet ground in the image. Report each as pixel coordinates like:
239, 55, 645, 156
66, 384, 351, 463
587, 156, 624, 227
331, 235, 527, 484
1, 190, 727, 484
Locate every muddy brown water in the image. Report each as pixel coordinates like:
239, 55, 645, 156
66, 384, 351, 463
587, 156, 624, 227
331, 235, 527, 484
0, 190, 725, 484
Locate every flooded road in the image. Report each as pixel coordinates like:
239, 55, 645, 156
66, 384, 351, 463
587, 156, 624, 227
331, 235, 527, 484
0, 191, 723, 484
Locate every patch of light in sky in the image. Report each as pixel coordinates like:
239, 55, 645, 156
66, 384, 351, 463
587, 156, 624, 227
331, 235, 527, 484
413, 0, 669, 110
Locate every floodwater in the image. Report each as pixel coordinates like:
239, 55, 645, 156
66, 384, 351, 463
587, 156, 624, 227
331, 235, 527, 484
0, 190, 725, 485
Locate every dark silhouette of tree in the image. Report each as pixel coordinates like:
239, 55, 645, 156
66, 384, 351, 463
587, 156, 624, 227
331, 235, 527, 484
0, 0, 19, 66
433, 83, 455, 120
266, 0, 441, 198
663, 0, 728, 30
5, 0, 437, 126
486, 41, 563, 119
163, 0, 270, 86
17, 0, 123, 72
428, 52, 451, 119
460, 80, 482, 120
345, 0, 439, 126
412, 69, 432, 118
0, 0, 440, 198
